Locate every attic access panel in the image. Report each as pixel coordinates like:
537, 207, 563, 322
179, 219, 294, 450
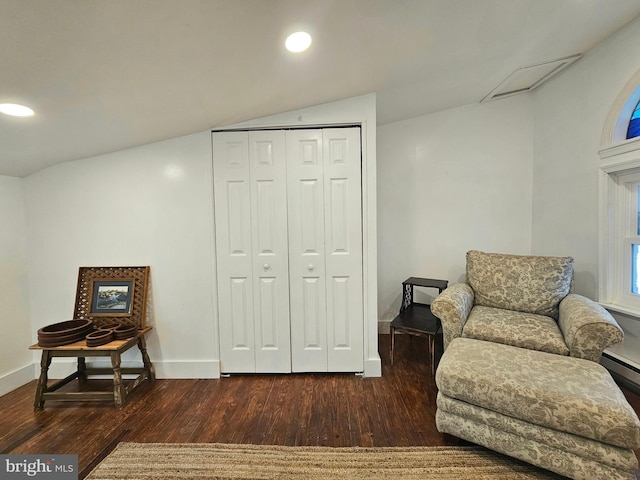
482, 54, 581, 102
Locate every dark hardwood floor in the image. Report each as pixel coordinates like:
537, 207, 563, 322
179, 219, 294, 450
2, 334, 640, 479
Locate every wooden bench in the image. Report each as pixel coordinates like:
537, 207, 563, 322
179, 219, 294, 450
30, 326, 155, 410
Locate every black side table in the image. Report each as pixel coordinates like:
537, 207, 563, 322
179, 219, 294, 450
390, 277, 448, 375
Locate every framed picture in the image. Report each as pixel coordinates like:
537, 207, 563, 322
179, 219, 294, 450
89, 279, 134, 316
74, 266, 150, 328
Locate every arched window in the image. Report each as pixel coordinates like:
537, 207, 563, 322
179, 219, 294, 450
628, 99, 640, 140
599, 74, 640, 314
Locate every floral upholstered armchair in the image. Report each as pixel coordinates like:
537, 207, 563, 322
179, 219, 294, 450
430, 250, 624, 363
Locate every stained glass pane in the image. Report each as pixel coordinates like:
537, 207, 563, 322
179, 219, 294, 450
627, 99, 640, 139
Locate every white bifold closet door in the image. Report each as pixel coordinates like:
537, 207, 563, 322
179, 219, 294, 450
286, 128, 363, 372
213, 127, 363, 373
213, 130, 291, 373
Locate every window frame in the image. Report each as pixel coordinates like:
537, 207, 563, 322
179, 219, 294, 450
599, 137, 640, 315
618, 171, 640, 302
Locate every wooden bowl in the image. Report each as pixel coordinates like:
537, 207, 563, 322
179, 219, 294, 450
113, 324, 137, 340
85, 329, 114, 347
37, 319, 94, 347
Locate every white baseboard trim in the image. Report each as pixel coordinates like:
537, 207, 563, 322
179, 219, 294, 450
364, 357, 382, 377
378, 320, 391, 334
35, 358, 222, 381
0, 364, 36, 397
154, 360, 220, 379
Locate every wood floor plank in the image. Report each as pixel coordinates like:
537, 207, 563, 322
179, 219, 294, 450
1, 334, 639, 479
259, 375, 295, 445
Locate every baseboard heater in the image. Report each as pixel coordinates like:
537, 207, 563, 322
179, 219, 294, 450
602, 352, 640, 394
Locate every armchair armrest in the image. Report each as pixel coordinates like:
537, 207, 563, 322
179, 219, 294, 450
431, 283, 474, 351
558, 293, 624, 362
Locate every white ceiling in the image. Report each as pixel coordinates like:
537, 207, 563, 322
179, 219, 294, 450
2, 0, 640, 177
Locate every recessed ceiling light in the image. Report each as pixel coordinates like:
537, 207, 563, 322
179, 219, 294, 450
285, 32, 312, 53
0, 103, 34, 117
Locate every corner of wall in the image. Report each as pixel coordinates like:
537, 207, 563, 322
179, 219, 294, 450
0, 363, 35, 397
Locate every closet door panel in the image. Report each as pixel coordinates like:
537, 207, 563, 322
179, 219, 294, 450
287, 129, 328, 372
323, 128, 364, 372
229, 276, 252, 349
213, 132, 256, 373
226, 182, 250, 254
302, 276, 323, 348
299, 179, 323, 254
249, 131, 291, 373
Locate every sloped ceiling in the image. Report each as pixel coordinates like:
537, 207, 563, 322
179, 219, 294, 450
1, 0, 640, 177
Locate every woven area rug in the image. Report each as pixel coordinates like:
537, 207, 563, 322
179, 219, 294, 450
85, 442, 565, 479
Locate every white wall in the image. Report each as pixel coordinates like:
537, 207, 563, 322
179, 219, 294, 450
0, 176, 33, 396
22, 94, 381, 380
24, 132, 219, 378
377, 95, 533, 322
532, 16, 640, 298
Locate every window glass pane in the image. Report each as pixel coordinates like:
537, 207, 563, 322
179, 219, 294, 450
633, 243, 640, 295
637, 186, 640, 235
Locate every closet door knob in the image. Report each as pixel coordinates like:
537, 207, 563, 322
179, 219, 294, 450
263, 264, 270, 271
308, 264, 314, 272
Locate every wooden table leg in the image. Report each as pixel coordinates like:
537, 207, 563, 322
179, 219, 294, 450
111, 351, 126, 410
390, 327, 395, 366
138, 334, 155, 381
77, 356, 87, 383
34, 350, 51, 411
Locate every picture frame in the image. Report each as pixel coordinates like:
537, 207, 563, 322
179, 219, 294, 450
73, 266, 150, 328
89, 279, 134, 316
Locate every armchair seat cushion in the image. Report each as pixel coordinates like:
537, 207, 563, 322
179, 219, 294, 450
462, 306, 570, 356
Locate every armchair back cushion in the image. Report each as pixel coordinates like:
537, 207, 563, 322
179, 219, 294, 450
466, 250, 574, 319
